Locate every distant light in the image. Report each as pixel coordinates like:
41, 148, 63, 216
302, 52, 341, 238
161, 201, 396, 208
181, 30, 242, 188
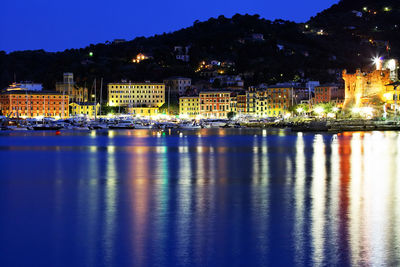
305, 24, 309, 29
296, 107, 304, 113
384, 7, 391, 12
89, 52, 94, 57
363, 7, 368, 12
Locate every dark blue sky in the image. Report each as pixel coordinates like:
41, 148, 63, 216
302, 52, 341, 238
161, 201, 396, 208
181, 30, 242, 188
1, 0, 338, 53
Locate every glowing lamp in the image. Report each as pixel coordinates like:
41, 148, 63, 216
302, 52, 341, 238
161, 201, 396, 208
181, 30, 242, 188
373, 56, 383, 70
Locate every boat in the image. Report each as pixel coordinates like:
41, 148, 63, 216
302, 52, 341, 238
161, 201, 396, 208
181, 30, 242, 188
109, 120, 135, 129
33, 124, 63, 130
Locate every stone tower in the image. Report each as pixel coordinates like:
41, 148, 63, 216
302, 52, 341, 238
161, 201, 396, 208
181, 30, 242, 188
342, 69, 393, 109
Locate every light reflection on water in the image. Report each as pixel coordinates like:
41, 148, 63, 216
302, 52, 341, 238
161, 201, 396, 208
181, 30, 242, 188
0, 129, 399, 266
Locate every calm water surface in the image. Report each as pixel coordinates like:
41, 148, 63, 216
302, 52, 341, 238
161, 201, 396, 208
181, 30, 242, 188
0, 129, 399, 267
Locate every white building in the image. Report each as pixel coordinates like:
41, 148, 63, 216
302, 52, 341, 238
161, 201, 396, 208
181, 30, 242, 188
164, 77, 192, 95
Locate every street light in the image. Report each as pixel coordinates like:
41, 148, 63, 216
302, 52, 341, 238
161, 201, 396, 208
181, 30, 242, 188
373, 56, 382, 70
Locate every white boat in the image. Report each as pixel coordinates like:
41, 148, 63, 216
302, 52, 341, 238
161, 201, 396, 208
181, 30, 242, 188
179, 122, 201, 129
203, 119, 228, 128
6, 126, 30, 131
133, 123, 152, 129
71, 126, 90, 131
109, 120, 135, 129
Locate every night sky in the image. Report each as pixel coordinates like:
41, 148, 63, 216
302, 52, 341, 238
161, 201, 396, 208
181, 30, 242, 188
1, 0, 338, 53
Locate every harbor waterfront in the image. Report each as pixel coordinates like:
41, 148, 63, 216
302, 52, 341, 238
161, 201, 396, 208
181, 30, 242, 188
0, 129, 400, 266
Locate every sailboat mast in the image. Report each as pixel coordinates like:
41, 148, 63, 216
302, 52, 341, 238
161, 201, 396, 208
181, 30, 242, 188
99, 77, 103, 117
94, 78, 97, 120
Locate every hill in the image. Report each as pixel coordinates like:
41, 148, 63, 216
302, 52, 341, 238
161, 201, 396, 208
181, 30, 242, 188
0, 0, 398, 92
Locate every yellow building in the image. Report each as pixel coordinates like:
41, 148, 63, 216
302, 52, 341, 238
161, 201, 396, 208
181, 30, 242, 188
264, 87, 292, 117
179, 97, 200, 117
127, 107, 160, 116
108, 82, 165, 110
69, 102, 100, 117
255, 90, 269, 117
343, 69, 394, 109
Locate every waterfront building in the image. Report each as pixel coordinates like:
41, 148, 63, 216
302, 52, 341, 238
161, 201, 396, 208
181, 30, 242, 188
164, 77, 191, 95
246, 87, 258, 114
69, 102, 100, 117
108, 82, 165, 116
255, 90, 269, 117
236, 92, 247, 114
127, 107, 160, 117
343, 69, 395, 109
5, 82, 42, 92
230, 93, 237, 113
0, 90, 69, 118
199, 91, 231, 118
56, 73, 88, 103
179, 96, 200, 118
315, 85, 338, 104
314, 84, 345, 105
265, 86, 293, 117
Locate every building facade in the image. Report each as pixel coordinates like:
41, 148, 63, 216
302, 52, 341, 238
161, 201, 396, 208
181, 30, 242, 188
69, 102, 100, 117
164, 77, 191, 95
108, 82, 165, 108
265, 86, 293, 117
246, 87, 258, 114
199, 91, 231, 118
127, 107, 160, 117
343, 69, 394, 109
255, 90, 269, 117
179, 97, 200, 118
0, 91, 69, 118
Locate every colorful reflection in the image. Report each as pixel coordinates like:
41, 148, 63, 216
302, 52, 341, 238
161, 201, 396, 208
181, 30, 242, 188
0, 130, 399, 266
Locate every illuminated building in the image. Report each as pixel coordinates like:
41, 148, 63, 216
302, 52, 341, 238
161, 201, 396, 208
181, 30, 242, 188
199, 91, 231, 118
69, 102, 100, 117
56, 73, 88, 103
179, 96, 199, 117
265, 86, 293, 117
236, 93, 247, 114
315, 85, 344, 106
108, 82, 165, 116
255, 90, 269, 117
342, 68, 395, 109
127, 107, 160, 116
0, 90, 69, 118
246, 87, 258, 114
230, 93, 237, 113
